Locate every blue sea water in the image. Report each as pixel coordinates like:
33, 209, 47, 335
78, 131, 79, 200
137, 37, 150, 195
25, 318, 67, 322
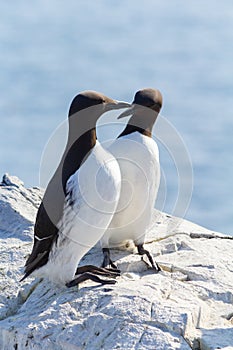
0, 1, 232, 235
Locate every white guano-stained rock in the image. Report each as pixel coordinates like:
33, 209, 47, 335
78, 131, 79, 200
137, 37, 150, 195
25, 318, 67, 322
0, 174, 233, 350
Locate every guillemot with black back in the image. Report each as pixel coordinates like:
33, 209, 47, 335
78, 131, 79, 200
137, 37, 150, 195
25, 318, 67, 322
21, 91, 129, 287
100, 88, 162, 271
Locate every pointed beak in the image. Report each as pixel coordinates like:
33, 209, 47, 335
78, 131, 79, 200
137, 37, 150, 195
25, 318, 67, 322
104, 97, 131, 111
117, 105, 135, 119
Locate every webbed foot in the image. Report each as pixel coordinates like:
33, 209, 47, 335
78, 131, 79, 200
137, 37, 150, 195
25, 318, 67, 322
136, 244, 161, 272
101, 248, 118, 270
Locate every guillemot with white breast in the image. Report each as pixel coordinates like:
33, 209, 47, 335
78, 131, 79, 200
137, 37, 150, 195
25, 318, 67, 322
21, 91, 129, 287
100, 88, 162, 271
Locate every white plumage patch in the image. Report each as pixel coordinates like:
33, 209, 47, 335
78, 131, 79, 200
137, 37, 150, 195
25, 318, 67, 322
100, 132, 160, 248
34, 141, 121, 284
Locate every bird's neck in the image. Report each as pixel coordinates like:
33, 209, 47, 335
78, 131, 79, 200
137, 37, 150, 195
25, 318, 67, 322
62, 127, 97, 190
118, 114, 156, 138
67, 127, 96, 151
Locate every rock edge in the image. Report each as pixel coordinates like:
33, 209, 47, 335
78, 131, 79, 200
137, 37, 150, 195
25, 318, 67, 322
0, 175, 233, 350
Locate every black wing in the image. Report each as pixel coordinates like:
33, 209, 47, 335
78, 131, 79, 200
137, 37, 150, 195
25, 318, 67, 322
22, 135, 88, 281
21, 202, 58, 280
21, 167, 67, 281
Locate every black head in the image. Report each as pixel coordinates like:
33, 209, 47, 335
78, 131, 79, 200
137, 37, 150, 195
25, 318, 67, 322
117, 88, 163, 137
118, 88, 163, 120
68, 90, 128, 117
132, 88, 162, 113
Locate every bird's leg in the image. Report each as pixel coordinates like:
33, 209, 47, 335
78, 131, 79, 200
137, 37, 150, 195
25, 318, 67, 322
136, 244, 161, 272
101, 248, 118, 269
75, 265, 120, 276
66, 272, 117, 288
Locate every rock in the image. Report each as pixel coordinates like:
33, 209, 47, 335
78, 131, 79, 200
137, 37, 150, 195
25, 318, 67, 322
0, 175, 233, 350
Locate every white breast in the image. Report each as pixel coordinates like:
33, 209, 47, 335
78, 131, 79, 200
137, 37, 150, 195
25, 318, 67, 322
36, 141, 121, 284
100, 132, 160, 248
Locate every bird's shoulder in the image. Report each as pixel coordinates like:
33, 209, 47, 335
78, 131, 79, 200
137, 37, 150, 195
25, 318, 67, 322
110, 131, 159, 159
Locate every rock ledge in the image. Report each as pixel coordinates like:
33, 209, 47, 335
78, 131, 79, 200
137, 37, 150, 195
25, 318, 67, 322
0, 175, 233, 350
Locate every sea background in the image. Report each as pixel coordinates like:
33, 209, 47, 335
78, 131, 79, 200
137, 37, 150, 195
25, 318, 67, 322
0, 1, 232, 235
